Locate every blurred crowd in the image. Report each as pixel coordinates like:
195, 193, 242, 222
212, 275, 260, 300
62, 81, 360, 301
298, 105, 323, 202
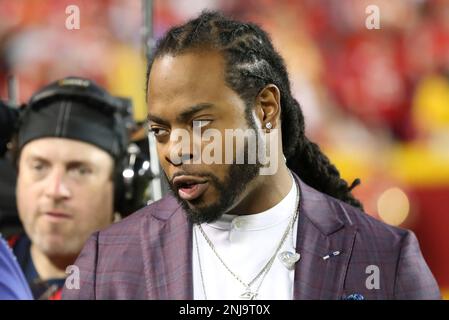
0, 0, 146, 120
0, 0, 448, 298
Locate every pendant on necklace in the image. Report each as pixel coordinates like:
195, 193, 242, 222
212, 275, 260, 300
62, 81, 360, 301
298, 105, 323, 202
240, 289, 258, 300
278, 251, 300, 270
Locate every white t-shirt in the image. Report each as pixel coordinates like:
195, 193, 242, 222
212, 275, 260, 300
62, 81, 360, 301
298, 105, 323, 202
193, 177, 299, 300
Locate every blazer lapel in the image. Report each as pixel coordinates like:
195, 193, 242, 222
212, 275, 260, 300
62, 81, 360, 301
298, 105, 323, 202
141, 196, 193, 299
140, 176, 357, 300
292, 175, 358, 300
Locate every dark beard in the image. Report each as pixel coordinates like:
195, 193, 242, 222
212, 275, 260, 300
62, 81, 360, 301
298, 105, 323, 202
168, 162, 260, 224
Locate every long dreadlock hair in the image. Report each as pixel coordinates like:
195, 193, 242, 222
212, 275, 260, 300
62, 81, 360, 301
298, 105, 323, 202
146, 11, 364, 210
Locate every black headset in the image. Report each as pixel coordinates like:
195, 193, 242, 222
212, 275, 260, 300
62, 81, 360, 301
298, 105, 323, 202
3, 77, 151, 216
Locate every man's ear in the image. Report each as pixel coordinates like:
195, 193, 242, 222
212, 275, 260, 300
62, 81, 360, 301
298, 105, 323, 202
255, 84, 281, 129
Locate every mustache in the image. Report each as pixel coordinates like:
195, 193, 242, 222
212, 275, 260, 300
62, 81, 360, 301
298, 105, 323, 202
168, 170, 217, 185
40, 204, 70, 211
38, 207, 72, 218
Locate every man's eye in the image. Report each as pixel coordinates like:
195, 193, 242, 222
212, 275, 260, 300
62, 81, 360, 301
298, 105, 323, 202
79, 167, 92, 175
69, 166, 92, 177
31, 162, 46, 172
192, 120, 212, 129
150, 127, 169, 137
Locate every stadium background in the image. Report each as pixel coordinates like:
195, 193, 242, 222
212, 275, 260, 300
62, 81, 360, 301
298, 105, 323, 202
0, 0, 448, 299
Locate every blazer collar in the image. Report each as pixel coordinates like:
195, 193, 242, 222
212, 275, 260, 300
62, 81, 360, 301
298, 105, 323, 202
294, 173, 345, 236
143, 195, 193, 299
291, 172, 358, 300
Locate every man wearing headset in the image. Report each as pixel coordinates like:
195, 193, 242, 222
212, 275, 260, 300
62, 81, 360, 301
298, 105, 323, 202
7, 76, 140, 299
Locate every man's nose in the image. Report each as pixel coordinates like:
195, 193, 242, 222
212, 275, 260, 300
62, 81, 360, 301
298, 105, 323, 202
164, 131, 196, 166
165, 147, 194, 166
44, 169, 71, 200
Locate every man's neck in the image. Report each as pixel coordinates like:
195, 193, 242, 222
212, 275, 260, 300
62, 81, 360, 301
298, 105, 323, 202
227, 163, 293, 216
30, 244, 75, 281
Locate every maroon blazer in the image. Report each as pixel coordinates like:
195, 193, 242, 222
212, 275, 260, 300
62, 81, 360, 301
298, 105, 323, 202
62, 174, 441, 299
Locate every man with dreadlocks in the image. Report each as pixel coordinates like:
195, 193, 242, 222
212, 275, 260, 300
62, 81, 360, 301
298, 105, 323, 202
63, 11, 440, 300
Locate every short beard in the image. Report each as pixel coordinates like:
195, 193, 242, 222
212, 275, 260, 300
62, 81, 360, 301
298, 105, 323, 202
169, 162, 260, 225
